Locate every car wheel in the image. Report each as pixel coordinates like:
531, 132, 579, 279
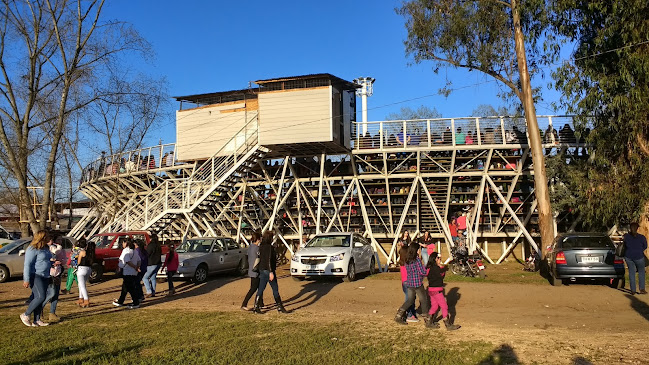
551, 274, 563, 286
0, 265, 8, 283
89, 263, 103, 283
343, 260, 356, 282
236, 259, 247, 276
194, 264, 208, 283
369, 256, 377, 275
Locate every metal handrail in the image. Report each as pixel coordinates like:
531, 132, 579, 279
112, 115, 260, 231
351, 115, 585, 150
81, 143, 179, 184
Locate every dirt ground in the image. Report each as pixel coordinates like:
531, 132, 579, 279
1, 265, 647, 365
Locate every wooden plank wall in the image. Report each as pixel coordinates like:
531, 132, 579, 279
176, 101, 258, 161
258, 87, 332, 145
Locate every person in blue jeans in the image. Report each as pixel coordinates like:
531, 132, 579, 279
623, 222, 648, 295
253, 231, 287, 314
21, 230, 54, 327
143, 235, 162, 297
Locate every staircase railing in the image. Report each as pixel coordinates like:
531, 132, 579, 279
122, 115, 261, 230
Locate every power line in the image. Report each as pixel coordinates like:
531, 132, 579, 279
573, 39, 649, 62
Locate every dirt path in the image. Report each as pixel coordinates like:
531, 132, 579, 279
1, 268, 647, 364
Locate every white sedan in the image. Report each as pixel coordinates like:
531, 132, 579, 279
290, 233, 377, 282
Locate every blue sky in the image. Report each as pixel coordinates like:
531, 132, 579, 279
102, 0, 564, 146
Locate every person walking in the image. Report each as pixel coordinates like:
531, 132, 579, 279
113, 240, 142, 308
241, 231, 263, 311
134, 240, 148, 303
76, 240, 95, 308
398, 240, 418, 322
143, 234, 162, 298
394, 244, 431, 326
623, 222, 648, 295
41, 237, 66, 323
161, 244, 179, 296
20, 231, 54, 327
62, 238, 82, 295
253, 231, 287, 314
426, 252, 460, 330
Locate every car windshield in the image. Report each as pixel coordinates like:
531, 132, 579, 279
0, 239, 29, 253
94, 235, 116, 248
176, 239, 213, 253
306, 235, 350, 248
560, 236, 614, 249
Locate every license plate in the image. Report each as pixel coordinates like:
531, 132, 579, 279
581, 256, 599, 263
478, 265, 485, 270
307, 265, 317, 270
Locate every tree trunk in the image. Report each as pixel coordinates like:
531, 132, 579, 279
640, 201, 649, 238
511, 0, 554, 258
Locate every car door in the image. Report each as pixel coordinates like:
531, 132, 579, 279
223, 238, 242, 269
189, 238, 215, 273
351, 234, 365, 271
9, 240, 30, 277
210, 239, 228, 272
361, 237, 373, 272
60, 237, 74, 262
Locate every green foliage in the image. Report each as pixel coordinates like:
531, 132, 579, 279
551, 0, 649, 226
397, 0, 561, 105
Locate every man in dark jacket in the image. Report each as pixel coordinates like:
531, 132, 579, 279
624, 222, 648, 295
143, 234, 162, 297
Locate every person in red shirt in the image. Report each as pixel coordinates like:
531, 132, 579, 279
162, 245, 179, 296
449, 218, 458, 243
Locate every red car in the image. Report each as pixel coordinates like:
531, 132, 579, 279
89, 231, 167, 282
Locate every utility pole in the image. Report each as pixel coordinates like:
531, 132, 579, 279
353, 77, 375, 136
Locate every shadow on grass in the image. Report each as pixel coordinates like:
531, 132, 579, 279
478, 344, 520, 365
7, 343, 142, 365
6, 342, 98, 365
62, 275, 242, 320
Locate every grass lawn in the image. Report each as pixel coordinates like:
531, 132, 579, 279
0, 310, 503, 365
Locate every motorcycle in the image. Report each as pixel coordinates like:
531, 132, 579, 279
523, 249, 540, 272
450, 245, 486, 279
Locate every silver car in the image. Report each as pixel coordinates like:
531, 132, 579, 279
290, 233, 377, 282
0, 236, 77, 283
158, 237, 248, 283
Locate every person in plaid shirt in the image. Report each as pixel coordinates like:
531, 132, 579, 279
394, 243, 431, 326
